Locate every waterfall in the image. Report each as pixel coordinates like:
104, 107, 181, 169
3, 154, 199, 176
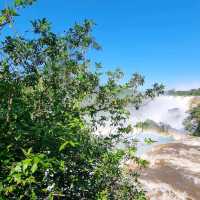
129, 95, 193, 130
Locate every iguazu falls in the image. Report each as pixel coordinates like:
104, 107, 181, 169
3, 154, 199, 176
1, 0, 200, 199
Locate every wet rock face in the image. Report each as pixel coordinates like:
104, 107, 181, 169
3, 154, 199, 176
139, 137, 200, 200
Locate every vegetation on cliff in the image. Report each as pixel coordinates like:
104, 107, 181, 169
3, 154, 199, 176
135, 120, 171, 133
184, 105, 200, 136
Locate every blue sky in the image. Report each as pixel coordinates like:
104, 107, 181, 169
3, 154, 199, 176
1, 0, 200, 89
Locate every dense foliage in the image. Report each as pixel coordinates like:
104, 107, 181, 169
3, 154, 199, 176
184, 104, 200, 136
0, 1, 164, 199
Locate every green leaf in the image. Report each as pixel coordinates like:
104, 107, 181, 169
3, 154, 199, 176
31, 190, 37, 200
22, 159, 31, 172
21, 148, 32, 157
14, 164, 22, 173
15, 0, 36, 7
15, 0, 22, 6
31, 163, 38, 173
0, 16, 6, 25
13, 174, 22, 184
138, 159, 149, 167
59, 141, 78, 151
0, 182, 3, 192
144, 137, 157, 144
128, 146, 137, 157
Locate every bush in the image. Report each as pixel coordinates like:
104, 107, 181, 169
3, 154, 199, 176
184, 104, 200, 136
0, 1, 163, 199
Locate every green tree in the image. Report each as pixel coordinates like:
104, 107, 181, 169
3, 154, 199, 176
0, 1, 164, 199
0, 0, 36, 31
184, 104, 200, 136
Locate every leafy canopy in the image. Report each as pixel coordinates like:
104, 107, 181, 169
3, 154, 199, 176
0, 1, 164, 199
0, 0, 36, 31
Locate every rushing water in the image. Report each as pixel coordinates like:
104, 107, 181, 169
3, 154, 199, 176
95, 95, 193, 156
131, 96, 200, 199
134, 132, 174, 156
128, 95, 193, 155
129, 95, 192, 130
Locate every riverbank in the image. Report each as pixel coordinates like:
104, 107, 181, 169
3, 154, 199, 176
126, 96, 200, 199
138, 137, 200, 200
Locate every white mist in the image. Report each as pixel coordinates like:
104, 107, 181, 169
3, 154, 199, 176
129, 95, 193, 130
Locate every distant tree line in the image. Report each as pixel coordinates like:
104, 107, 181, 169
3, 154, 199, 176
167, 88, 200, 96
